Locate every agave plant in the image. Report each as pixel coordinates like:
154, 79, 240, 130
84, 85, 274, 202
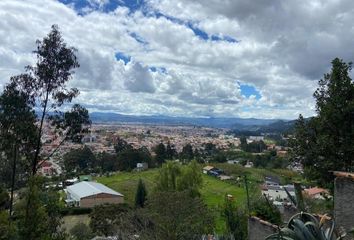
265, 212, 346, 240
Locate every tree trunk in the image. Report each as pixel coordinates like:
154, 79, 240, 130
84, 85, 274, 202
9, 143, 17, 218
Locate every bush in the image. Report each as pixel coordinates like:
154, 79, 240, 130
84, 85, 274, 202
70, 222, 93, 240
60, 207, 92, 216
251, 198, 282, 225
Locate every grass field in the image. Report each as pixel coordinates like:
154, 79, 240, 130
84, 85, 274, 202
94, 164, 301, 233
97, 169, 247, 207
97, 168, 248, 233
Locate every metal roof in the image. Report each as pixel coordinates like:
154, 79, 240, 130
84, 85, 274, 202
67, 181, 123, 200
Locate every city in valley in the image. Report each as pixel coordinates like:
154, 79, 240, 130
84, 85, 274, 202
1, 1, 354, 240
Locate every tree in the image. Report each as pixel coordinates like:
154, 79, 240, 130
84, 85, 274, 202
96, 152, 118, 172
180, 143, 194, 161
155, 161, 181, 192
0, 210, 17, 240
203, 142, 218, 156
222, 197, 247, 240
17, 177, 50, 240
117, 147, 152, 171
142, 191, 213, 240
154, 143, 166, 165
63, 146, 96, 173
166, 141, 177, 160
0, 82, 38, 216
10, 25, 81, 175
292, 58, 354, 185
156, 161, 203, 196
114, 138, 132, 154
89, 203, 131, 237
135, 179, 147, 208
0, 187, 9, 210
177, 160, 203, 197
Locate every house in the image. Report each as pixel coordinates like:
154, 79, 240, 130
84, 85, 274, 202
248, 136, 264, 142
37, 160, 57, 176
65, 181, 124, 208
136, 162, 148, 171
203, 165, 215, 174
303, 187, 329, 200
264, 175, 280, 186
262, 185, 295, 202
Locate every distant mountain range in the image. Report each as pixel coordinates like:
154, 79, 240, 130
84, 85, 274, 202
89, 112, 297, 132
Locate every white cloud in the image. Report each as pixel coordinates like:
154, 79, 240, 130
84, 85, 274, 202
1, 0, 352, 119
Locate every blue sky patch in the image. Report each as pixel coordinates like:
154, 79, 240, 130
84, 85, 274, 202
240, 84, 261, 99
58, 0, 145, 14
115, 52, 131, 64
186, 23, 209, 40
149, 66, 167, 73
129, 32, 148, 45
211, 35, 238, 43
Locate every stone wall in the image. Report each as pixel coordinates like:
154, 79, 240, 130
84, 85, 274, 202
334, 172, 354, 239
248, 216, 277, 240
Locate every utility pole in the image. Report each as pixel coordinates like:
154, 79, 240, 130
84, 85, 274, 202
244, 175, 250, 216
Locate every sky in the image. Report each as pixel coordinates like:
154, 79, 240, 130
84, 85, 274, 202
0, 0, 354, 119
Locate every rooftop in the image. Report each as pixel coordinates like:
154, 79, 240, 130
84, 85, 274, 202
333, 171, 354, 180
67, 181, 123, 199
304, 187, 328, 196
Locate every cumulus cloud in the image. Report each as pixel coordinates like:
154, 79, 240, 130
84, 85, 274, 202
124, 61, 156, 93
0, 0, 352, 119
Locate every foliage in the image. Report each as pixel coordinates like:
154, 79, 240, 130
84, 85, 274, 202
166, 141, 177, 159
142, 191, 214, 240
96, 152, 118, 173
240, 137, 267, 153
155, 160, 203, 197
203, 142, 219, 156
212, 152, 227, 163
50, 104, 91, 143
0, 82, 38, 188
154, 142, 167, 165
265, 212, 346, 240
180, 143, 194, 161
177, 160, 203, 197
0, 210, 17, 240
135, 178, 147, 208
114, 138, 132, 154
251, 197, 282, 225
10, 24, 83, 175
222, 197, 247, 240
117, 147, 152, 171
70, 222, 93, 240
292, 58, 354, 185
0, 187, 9, 210
63, 146, 96, 173
155, 161, 181, 191
16, 176, 68, 240
89, 203, 131, 237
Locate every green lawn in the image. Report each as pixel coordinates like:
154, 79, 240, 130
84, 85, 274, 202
97, 169, 247, 207
98, 170, 159, 204
96, 165, 302, 233
97, 169, 247, 233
